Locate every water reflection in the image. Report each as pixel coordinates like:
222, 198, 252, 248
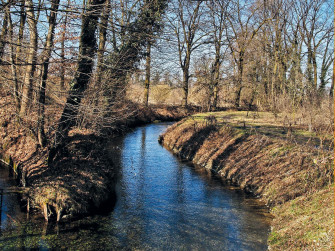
0, 123, 271, 250
110, 123, 270, 250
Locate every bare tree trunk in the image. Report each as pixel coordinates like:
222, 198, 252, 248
143, 41, 151, 106
306, 46, 314, 94
20, 0, 39, 117
0, 2, 9, 62
234, 56, 244, 108
13, 0, 26, 111
8, 8, 20, 110
52, 0, 106, 149
169, 0, 202, 108
182, 66, 189, 107
212, 72, 219, 110
212, 55, 220, 110
235, 86, 243, 108
37, 0, 60, 147
96, 0, 110, 85
60, 0, 70, 89
312, 51, 318, 91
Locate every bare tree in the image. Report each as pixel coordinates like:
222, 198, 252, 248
207, 0, 229, 110
167, 0, 205, 107
143, 40, 151, 106
59, 0, 71, 89
96, 0, 110, 86
20, 0, 41, 117
37, 0, 61, 147
52, 0, 107, 148
225, 0, 268, 108
9, 0, 26, 110
0, 0, 9, 62
297, 0, 333, 97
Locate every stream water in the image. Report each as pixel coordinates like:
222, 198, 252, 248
0, 123, 271, 250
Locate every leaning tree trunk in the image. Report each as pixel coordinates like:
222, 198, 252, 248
37, 0, 60, 147
52, 0, 106, 149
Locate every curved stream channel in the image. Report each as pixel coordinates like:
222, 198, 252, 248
0, 123, 271, 250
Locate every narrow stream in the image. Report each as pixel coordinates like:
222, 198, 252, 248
0, 123, 271, 250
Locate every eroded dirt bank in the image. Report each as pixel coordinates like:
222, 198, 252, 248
159, 115, 334, 250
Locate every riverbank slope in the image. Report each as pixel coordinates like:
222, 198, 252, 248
0, 89, 192, 221
159, 111, 334, 250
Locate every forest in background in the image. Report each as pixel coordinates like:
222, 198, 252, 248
0, 0, 333, 148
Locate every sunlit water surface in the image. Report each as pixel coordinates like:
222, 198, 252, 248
0, 123, 271, 250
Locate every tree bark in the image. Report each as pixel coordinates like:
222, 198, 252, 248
13, 0, 27, 111
37, 0, 60, 147
143, 41, 151, 106
182, 65, 190, 107
212, 57, 220, 110
53, 0, 106, 148
234, 53, 244, 108
8, 7, 20, 111
0, 2, 9, 63
20, 0, 39, 117
96, 0, 110, 86
60, 0, 70, 89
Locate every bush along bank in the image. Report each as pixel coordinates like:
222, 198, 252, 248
159, 112, 334, 250
0, 98, 191, 222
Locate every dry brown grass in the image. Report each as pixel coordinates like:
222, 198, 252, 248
160, 112, 334, 250
27, 133, 116, 221
0, 88, 190, 221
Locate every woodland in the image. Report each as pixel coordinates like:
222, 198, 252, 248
0, 0, 334, 249
0, 0, 333, 146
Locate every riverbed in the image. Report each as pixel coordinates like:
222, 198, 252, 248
0, 123, 271, 250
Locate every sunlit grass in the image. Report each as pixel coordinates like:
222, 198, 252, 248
183, 111, 333, 148
269, 185, 334, 250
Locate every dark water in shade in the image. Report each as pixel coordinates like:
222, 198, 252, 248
0, 123, 271, 250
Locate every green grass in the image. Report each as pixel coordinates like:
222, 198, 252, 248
269, 185, 334, 250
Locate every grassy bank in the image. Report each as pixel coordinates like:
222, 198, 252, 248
159, 111, 334, 250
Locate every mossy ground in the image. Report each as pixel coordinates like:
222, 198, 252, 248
160, 110, 334, 250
